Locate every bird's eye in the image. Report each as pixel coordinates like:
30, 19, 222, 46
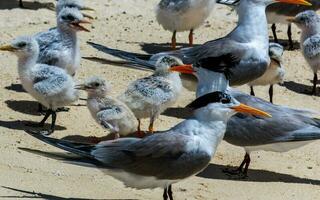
63, 14, 75, 21
18, 42, 26, 48
94, 83, 100, 87
221, 98, 230, 104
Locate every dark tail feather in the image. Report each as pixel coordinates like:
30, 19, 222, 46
25, 130, 95, 159
87, 41, 156, 70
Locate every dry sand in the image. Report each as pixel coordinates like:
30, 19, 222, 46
0, 0, 319, 199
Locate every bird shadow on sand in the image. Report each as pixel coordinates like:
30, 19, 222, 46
197, 163, 320, 185
0, 1, 54, 10
5, 84, 26, 93
268, 38, 300, 51
5, 100, 41, 116
0, 120, 66, 131
280, 81, 320, 97
0, 186, 134, 200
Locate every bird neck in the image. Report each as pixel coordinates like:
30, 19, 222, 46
300, 24, 320, 42
57, 25, 78, 42
196, 68, 228, 97
229, 2, 268, 43
17, 51, 39, 74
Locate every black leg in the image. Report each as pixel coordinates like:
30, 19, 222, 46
250, 86, 255, 96
312, 73, 318, 95
271, 24, 278, 43
287, 24, 293, 50
26, 109, 52, 127
49, 111, 57, 134
168, 185, 173, 200
242, 153, 251, 175
163, 187, 168, 200
19, 0, 25, 8
188, 29, 193, 47
269, 84, 273, 103
171, 31, 177, 50
223, 153, 251, 178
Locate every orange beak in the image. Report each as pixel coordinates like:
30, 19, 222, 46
170, 64, 194, 74
232, 103, 271, 117
276, 0, 311, 6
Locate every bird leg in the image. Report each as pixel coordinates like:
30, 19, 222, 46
171, 31, 177, 50
163, 187, 168, 200
269, 84, 273, 103
48, 111, 57, 135
136, 119, 144, 138
312, 73, 318, 95
250, 86, 255, 96
287, 24, 293, 50
168, 185, 173, 200
223, 153, 251, 178
148, 118, 155, 133
271, 24, 278, 43
26, 109, 52, 128
188, 29, 194, 47
19, 0, 25, 8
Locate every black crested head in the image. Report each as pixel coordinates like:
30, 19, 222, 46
187, 91, 232, 110
195, 54, 239, 79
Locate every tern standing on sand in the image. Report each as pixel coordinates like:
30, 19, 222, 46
35, 7, 90, 76
76, 77, 138, 139
26, 91, 270, 200
288, 10, 320, 95
156, 0, 216, 49
118, 56, 187, 133
248, 42, 285, 103
89, 0, 311, 89
0, 36, 79, 134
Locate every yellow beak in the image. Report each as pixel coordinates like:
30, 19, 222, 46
232, 103, 272, 118
276, 0, 311, 6
0, 45, 16, 52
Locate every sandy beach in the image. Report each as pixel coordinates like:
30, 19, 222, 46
0, 0, 319, 199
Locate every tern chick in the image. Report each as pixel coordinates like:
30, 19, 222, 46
0, 36, 79, 134
35, 7, 91, 76
118, 56, 188, 134
248, 42, 285, 103
156, 0, 216, 49
288, 10, 320, 95
26, 91, 270, 200
77, 77, 138, 139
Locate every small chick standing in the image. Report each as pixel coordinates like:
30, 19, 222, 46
34, 7, 90, 76
118, 56, 187, 133
247, 43, 285, 103
76, 77, 138, 139
0, 36, 79, 134
289, 10, 320, 95
156, 0, 216, 49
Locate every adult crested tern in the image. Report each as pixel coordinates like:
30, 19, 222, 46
25, 91, 270, 200
248, 42, 285, 103
288, 10, 320, 95
76, 77, 138, 139
118, 56, 188, 134
155, 0, 216, 49
88, 0, 311, 89
0, 36, 79, 135
35, 7, 91, 76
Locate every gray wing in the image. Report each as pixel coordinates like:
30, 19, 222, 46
35, 30, 62, 65
92, 132, 211, 179
158, 0, 191, 12
32, 65, 70, 97
302, 34, 320, 59
225, 90, 320, 146
96, 104, 125, 131
125, 75, 175, 105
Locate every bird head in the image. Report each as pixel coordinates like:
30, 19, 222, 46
58, 7, 91, 32
269, 42, 284, 62
155, 55, 192, 76
187, 91, 271, 121
75, 76, 111, 97
0, 36, 38, 58
287, 10, 319, 29
56, 0, 95, 19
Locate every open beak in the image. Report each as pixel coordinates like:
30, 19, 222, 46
232, 103, 272, 118
81, 6, 95, 11
75, 84, 87, 90
0, 45, 16, 52
170, 64, 194, 74
71, 19, 91, 32
82, 13, 94, 20
276, 0, 311, 6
